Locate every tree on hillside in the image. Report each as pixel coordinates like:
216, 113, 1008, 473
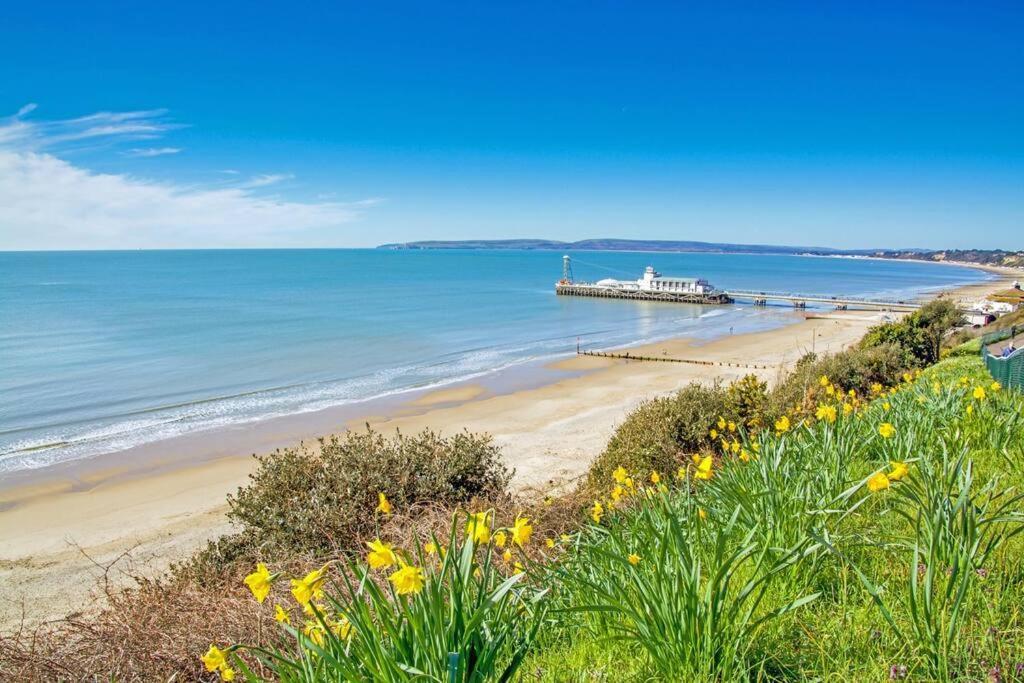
861, 299, 963, 366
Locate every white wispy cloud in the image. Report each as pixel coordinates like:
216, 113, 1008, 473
240, 173, 294, 188
1, 106, 182, 151
123, 147, 182, 158
0, 105, 373, 250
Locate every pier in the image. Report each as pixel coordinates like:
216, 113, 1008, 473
723, 290, 921, 312
554, 257, 922, 311
555, 283, 732, 305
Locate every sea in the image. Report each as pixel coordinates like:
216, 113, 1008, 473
0, 249, 989, 475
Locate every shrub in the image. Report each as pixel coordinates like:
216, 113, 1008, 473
726, 374, 771, 430
769, 343, 910, 420
587, 383, 731, 489
222, 428, 512, 558
861, 299, 963, 366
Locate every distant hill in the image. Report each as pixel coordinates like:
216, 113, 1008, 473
377, 239, 1023, 268
376, 238, 884, 255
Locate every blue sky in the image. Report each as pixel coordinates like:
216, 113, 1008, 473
1, 1, 1021, 250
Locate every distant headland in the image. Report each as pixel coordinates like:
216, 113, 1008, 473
377, 239, 1024, 268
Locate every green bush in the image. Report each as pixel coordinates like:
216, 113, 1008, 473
587, 383, 731, 489
770, 343, 911, 418
726, 374, 771, 430
861, 299, 963, 366
223, 428, 512, 557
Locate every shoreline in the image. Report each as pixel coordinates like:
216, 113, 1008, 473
0, 271, 1013, 631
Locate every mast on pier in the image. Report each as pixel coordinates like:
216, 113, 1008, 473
561, 255, 574, 284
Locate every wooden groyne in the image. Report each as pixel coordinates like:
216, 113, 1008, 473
578, 349, 776, 370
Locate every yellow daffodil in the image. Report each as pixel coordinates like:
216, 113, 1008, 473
650, 470, 661, 484
303, 621, 326, 647
545, 538, 555, 549
967, 404, 974, 415
388, 562, 425, 595
888, 461, 909, 481
727, 421, 736, 433
902, 372, 913, 383
710, 428, 719, 439
611, 484, 625, 503
221, 667, 236, 681
819, 375, 830, 387
973, 386, 986, 401
514, 561, 525, 572
826, 385, 835, 396
628, 553, 640, 565
274, 603, 290, 624
815, 404, 837, 424
375, 491, 392, 515
424, 541, 438, 555
201, 645, 227, 672
717, 416, 727, 430
739, 449, 751, 463
290, 564, 329, 607
466, 511, 491, 544
843, 402, 854, 416
871, 382, 883, 395
511, 516, 533, 546
882, 401, 891, 411
502, 549, 512, 563
878, 422, 895, 439
867, 472, 890, 492
624, 476, 635, 490
698, 508, 707, 520
493, 530, 507, 548
329, 615, 352, 639
730, 440, 740, 453
366, 539, 398, 570
561, 534, 570, 542
848, 389, 856, 398
243, 562, 276, 604
695, 455, 714, 480
612, 466, 628, 483
591, 500, 604, 524
991, 381, 1001, 392
774, 415, 791, 433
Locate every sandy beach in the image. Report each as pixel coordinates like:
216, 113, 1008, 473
0, 269, 1016, 632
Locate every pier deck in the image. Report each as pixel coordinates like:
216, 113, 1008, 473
723, 290, 921, 312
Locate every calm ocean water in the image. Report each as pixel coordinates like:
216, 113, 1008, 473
0, 249, 988, 474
